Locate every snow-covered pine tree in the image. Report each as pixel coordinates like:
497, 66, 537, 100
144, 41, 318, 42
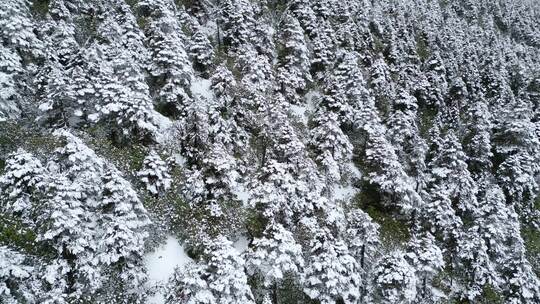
0, 149, 46, 222
1, 131, 152, 301
218, 0, 256, 52
0, 246, 36, 304
309, 110, 353, 193
189, 29, 215, 73
246, 221, 304, 289
492, 98, 540, 222
0, 0, 42, 120
370, 251, 417, 304
97, 0, 159, 142
0, 0, 41, 55
97, 168, 150, 302
385, 88, 427, 180
345, 209, 380, 271
303, 229, 361, 304
165, 236, 255, 304
0, 44, 23, 121
276, 14, 311, 104
405, 233, 444, 302
138, 149, 172, 196
138, 0, 194, 118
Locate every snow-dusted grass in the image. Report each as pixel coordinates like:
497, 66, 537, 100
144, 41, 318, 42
145, 236, 193, 304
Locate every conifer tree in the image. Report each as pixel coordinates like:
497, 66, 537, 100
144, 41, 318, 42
309, 111, 353, 191
0, 149, 46, 221
370, 252, 417, 304
405, 233, 444, 302
0, 246, 36, 304
303, 229, 361, 304
246, 222, 304, 290
138, 149, 172, 196
218, 0, 255, 52
189, 29, 215, 73
97, 0, 159, 141
276, 14, 311, 103
139, 0, 194, 117
165, 237, 255, 304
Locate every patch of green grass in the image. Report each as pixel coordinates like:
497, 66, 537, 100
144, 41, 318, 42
416, 34, 430, 61
365, 205, 410, 248
373, 36, 385, 54
87, 125, 147, 174
353, 183, 410, 249
480, 284, 503, 304
418, 104, 438, 139
0, 216, 52, 257
245, 209, 268, 239
31, 0, 50, 18
438, 0, 449, 8
523, 225, 540, 276
0, 121, 62, 156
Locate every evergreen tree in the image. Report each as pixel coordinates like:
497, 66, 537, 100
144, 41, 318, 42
97, 0, 159, 141
139, 0, 194, 117
97, 168, 150, 302
303, 229, 361, 304
0, 45, 23, 120
218, 0, 255, 52
370, 251, 417, 304
246, 222, 304, 291
0, 246, 36, 304
165, 237, 255, 304
0, 149, 46, 222
309, 111, 353, 193
386, 89, 427, 180
276, 14, 311, 103
138, 149, 172, 196
405, 233, 444, 302
189, 29, 215, 73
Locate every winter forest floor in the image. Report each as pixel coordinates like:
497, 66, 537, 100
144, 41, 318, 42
1, 0, 540, 303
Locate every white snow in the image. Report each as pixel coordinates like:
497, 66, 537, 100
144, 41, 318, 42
233, 235, 249, 254
333, 184, 358, 201
305, 90, 321, 112
289, 104, 308, 125
198, 20, 217, 37
233, 183, 251, 206
171, 152, 187, 166
190, 77, 213, 101
153, 112, 173, 144
153, 112, 173, 130
346, 162, 362, 179
144, 236, 193, 304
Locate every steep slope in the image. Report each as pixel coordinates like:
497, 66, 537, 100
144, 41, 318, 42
1, 0, 540, 303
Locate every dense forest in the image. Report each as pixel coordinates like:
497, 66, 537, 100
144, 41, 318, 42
1, 0, 540, 303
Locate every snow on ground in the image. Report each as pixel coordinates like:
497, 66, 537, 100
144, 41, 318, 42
198, 20, 217, 37
233, 183, 251, 206
171, 152, 187, 166
233, 235, 249, 254
191, 77, 213, 101
346, 161, 362, 179
153, 112, 173, 144
305, 90, 321, 111
334, 184, 358, 201
144, 236, 193, 304
289, 104, 308, 125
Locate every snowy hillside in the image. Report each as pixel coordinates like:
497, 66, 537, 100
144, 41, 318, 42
1, 0, 540, 303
